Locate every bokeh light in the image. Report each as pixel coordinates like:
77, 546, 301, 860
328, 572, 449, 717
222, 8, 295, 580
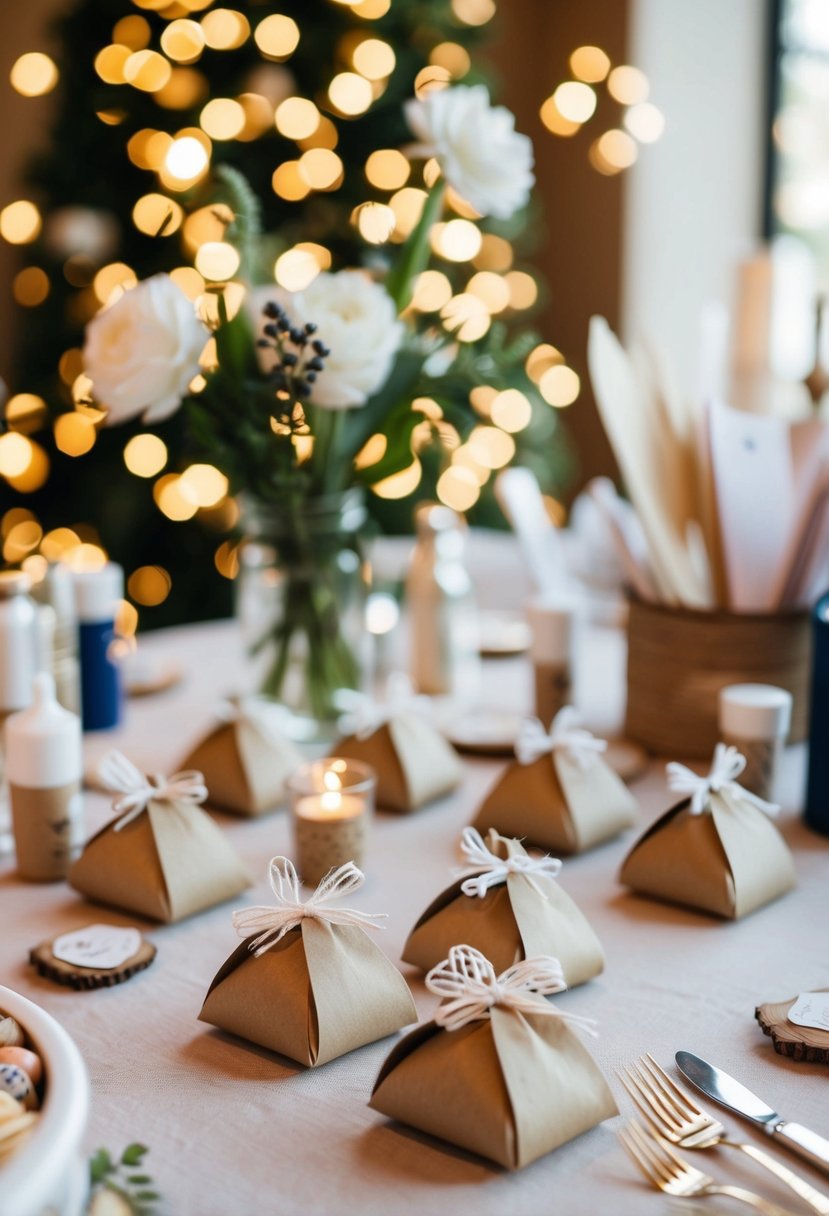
124, 434, 168, 477
10, 52, 58, 97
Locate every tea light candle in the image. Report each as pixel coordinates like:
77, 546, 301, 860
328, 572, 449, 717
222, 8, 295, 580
290, 759, 375, 885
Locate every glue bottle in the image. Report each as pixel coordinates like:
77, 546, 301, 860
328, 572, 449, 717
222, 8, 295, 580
6, 671, 84, 880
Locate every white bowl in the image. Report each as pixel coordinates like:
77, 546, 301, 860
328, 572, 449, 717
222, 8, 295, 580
0, 986, 90, 1216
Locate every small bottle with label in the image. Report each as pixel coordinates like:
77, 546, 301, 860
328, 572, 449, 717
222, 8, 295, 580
6, 671, 84, 881
33, 562, 81, 714
526, 595, 579, 728
73, 562, 124, 731
0, 570, 39, 855
718, 683, 792, 803
406, 504, 482, 704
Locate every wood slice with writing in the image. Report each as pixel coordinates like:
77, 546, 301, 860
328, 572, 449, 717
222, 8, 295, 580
756, 990, 829, 1064
29, 935, 157, 990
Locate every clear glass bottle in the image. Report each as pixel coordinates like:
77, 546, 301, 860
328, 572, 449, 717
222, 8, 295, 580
406, 503, 482, 704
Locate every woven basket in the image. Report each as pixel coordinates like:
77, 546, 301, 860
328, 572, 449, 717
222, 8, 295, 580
625, 597, 811, 758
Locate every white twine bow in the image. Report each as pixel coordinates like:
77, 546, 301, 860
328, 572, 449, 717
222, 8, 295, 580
514, 706, 607, 770
214, 697, 297, 748
98, 750, 208, 832
232, 857, 387, 956
334, 672, 432, 740
456, 827, 562, 898
666, 742, 780, 817
426, 944, 597, 1035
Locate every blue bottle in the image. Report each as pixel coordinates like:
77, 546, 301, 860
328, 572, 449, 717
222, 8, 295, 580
72, 563, 124, 731
805, 591, 829, 836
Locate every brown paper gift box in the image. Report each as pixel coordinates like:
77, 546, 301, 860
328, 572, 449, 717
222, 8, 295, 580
334, 711, 463, 813
472, 748, 637, 854
370, 1003, 616, 1169
68, 798, 251, 923
619, 786, 796, 919
199, 917, 417, 1067
181, 711, 302, 817
402, 832, 604, 985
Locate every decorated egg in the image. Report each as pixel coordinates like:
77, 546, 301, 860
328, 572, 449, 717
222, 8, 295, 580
0, 1046, 42, 1086
0, 1015, 25, 1048
0, 1062, 38, 1110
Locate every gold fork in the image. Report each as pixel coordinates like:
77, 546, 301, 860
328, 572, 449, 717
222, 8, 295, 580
619, 1118, 799, 1214
620, 1054, 829, 1216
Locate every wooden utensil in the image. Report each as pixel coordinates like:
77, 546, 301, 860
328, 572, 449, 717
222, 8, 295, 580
588, 317, 709, 607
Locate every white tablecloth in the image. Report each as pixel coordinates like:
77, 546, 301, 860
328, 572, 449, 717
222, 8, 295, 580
1, 610, 827, 1216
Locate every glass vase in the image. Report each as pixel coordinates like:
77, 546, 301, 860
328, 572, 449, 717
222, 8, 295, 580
235, 489, 370, 741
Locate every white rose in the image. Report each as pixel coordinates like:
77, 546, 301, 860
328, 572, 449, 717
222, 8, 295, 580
405, 83, 534, 220
252, 271, 404, 409
84, 274, 209, 425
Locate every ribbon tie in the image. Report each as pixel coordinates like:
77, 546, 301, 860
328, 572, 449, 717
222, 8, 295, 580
515, 706, 607, 769
457, 827, 562, 898
232, 857, 387, 956
214, 697, 299, 747
98, 750, 208, 832
426, 944, 597, 1035
335, 672, 432, 740
666, 742, 780, 817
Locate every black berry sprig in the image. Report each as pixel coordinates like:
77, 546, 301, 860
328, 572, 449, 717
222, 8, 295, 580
257, 301, 331, 433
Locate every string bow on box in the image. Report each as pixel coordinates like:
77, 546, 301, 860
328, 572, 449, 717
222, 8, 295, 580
334, 672, 432, 740
457, 827, 562, 898
213, 696, 300, 747
98, 750, 208, 832
232, 856, 387, 956
426, 944, 597, 1034
667, 742, 780, 817
515, 706, 607, 769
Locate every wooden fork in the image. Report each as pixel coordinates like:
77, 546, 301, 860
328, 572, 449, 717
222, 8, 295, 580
620, 1054, 829, 1215
618, 1118, 798, 1214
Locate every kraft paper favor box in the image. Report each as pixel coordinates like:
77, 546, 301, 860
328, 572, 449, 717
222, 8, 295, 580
402, 828, 604, 985
333, 683, 462, 813
68, 751, 250, 923
370, 944, 617, 1169
472, 710, 637, 854
180, 700, 303, 817
619, 744, 796, 919
200, 858, 417, 1067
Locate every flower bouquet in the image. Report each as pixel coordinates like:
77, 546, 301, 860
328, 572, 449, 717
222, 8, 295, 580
82, 83, 550, 732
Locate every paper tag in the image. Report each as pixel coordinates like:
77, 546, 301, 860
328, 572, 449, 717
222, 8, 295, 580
52, 924, 142, 971
788, 992, 829, 1033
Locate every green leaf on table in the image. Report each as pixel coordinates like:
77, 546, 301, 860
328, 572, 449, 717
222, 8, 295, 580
120, 1144, 148, 1166
89, 1149, 112, 1183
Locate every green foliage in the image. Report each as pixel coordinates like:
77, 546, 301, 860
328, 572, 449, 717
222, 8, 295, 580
87, 1143, 160, 1216
3, 0, 572, 627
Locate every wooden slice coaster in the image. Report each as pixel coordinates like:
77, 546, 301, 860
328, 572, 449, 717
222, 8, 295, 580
756, 990, 829, 1064
29, 933, 156, 991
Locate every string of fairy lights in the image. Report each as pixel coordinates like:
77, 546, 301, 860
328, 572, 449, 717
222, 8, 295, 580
0, 0, 660, 631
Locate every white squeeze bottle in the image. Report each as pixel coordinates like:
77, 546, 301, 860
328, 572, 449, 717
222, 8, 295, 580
6, 672, 84, 881
0, 570, 39, 856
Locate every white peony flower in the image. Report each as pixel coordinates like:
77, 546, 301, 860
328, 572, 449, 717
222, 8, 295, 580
405, 83, 534, 220
252, 271, 404, 409
84, 274, 209, 425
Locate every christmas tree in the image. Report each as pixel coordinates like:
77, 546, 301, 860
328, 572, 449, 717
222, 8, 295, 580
1, 0, 574, 629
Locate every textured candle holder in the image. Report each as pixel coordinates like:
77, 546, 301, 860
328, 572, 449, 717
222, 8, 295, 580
625, 597, 810, 758
289, 759, 375, 885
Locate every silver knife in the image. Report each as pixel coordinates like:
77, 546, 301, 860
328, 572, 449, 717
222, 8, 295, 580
676, 1051, 829, 1177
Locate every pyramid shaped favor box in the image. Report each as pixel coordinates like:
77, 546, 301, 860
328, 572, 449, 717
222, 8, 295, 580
180, 700, 303, 817
472, 710, 637, 853
402, 828, 604, 985
69, 751, 250, 923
